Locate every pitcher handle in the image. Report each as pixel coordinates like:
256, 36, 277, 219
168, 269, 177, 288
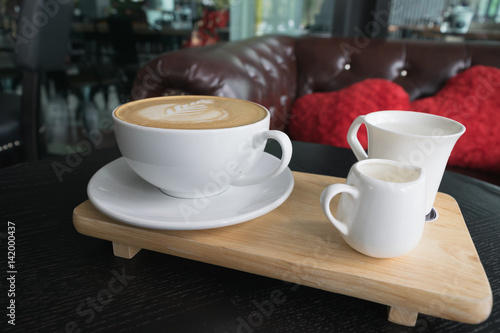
320, 184, 359, 236
347, 115, 368, 161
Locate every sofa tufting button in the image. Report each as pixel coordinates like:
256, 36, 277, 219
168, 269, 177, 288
400, 69, 408, 77
344, 63, 351, 70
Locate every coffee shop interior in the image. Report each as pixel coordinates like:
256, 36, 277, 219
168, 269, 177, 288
2, 1, 500, 332
1, 0, 500, 183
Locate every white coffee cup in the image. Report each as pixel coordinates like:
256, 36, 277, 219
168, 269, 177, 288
112, 96, 293, 198
347, 110, 465, 215
321, 159, 426, 258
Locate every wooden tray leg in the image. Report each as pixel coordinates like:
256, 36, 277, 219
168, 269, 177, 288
112, 242, 142, 259
388, 306, 419, 326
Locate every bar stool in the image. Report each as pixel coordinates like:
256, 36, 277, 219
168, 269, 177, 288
0, 0, 73, 166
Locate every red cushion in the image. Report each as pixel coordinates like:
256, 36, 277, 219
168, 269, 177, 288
288, 78, 411, 149
410, 65, 500, 172
289, 67, 500, 172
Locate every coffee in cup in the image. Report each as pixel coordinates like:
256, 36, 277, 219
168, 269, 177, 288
115, 96, 267, 129
112, 96, 293, 199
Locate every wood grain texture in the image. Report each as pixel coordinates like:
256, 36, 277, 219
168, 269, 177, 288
388, 306, 419, 326
73, 171, 492, 326
112, 242, 142, 258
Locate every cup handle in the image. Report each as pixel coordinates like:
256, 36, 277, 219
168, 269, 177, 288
320, 184, 359, 236
232, 130, 292, 186
347, 115, 368, 161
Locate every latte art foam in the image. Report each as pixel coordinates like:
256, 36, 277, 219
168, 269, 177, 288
115, 96, 267, 129
140, 100, 229, 124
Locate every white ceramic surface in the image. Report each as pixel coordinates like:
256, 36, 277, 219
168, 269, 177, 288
321, 159, 426, 258
113, 96, 293, 198
87, 153, 294, 230
347, 110, 465, 214
450, 6, 474, 33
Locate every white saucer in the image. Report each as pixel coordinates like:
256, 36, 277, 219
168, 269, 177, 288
87, 153, 294, 230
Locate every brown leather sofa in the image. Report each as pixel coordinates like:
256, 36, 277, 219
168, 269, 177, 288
131, 34, 500, 184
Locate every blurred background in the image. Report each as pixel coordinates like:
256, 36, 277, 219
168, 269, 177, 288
0, 0, 499, 166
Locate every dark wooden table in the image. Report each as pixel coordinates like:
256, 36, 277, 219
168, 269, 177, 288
1, 141, 499, 332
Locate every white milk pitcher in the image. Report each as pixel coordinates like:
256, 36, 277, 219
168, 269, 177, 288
321, 159, 426, 258
347, 111, 465, 216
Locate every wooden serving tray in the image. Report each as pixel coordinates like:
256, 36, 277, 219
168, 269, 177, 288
73, 171, 492, 327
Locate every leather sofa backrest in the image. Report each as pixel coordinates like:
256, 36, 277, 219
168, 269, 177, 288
131, 35, 297, 130
295, 36, 500, 101
132, 34, 500, 130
